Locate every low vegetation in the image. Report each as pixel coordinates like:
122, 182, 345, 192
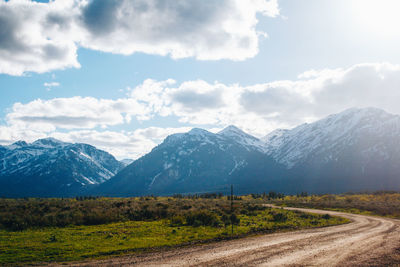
0, 194, 348, 265
272, 191, 400, 219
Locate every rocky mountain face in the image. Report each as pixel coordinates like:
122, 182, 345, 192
95, 127, 282, 196
263, 107, 400, 193
2, 107, 400, 197
0, 138, 125, 197
96, 107, 400, 196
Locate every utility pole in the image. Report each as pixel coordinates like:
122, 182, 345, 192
231, 184, 233, 235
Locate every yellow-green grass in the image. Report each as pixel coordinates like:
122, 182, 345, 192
0, 208, 348, 265
274, 193, 400, 219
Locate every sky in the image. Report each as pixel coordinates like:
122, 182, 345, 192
1, 0, 400, 160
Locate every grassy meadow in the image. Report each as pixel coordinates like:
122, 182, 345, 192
273, 192, 400, 219
0, 194, 348, 265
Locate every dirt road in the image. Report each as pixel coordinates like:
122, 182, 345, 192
65, 207, 400, 266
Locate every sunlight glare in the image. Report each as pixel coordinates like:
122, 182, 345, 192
351, 0, 400, 38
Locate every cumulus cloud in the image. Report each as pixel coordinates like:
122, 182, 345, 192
0, 125, 46, 144
126, 62, 400, 135
78, 0, 279, 60
0, 0, 279, 75
58, 127, 191, 159
6, 96, 149, 131
0, 126, 192, 159
3, 62, 400, 157
0, 0, 81, 75
7, 62, 400, 134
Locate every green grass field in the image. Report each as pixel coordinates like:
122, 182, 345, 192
273, 192, 400, 219
0, 197, 348, 265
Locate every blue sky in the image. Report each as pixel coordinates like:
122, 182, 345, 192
1, 0, 400, 159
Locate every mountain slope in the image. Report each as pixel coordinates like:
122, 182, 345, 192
95, 127, 283, 196
263, 107, 400, 193
0, 138, 124, 197
263, 107, 400, 168
2, 107, 400, 197
100, 107, 400, 196
218, 125, 267, 152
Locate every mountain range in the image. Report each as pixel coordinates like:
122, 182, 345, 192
1, 107, 400, 197
95, 126, 282, 196
0, 138, 124, 197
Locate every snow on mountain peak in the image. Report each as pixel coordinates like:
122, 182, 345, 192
188, 128, 213, 136
262, 129, 289, 153
160, 108, 395, 164
319, 107, 391, 128
8, 140, 28, 149
218, 125, 243, 135
32, 137, 69, 148
262, 129, 289, 144
161, 125, 266, 153
0, 138, 123, 188
218, 125, 266, 152
264, 107, 398, 168
219, 125, 255, 139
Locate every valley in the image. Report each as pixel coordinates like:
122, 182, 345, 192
0, 195, 347, 265
68, 207, 400, 267
3, 1, 399, 265
1, 107, 400, 265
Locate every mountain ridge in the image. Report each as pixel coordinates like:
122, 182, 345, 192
0, 138, 125, 197
2, 107, 400, 197
96, 107, 400, 196
95, 124, 277, 196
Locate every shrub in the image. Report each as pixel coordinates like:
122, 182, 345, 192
230, 213, 240, 225
221, 214, 230, 227
49, 234, 57, 242
185, 210, 221, 227
2, 216, 28, 231
271, 212, 287, 222
322, 214, 331, 220
170, 215, 185, 226
299, 213, 312, 219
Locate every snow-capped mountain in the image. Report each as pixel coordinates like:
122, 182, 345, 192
2, 107, 400, 197
263, 107, 400, 169
261, 128, 288, 146
97, 107, 400, 196
0, 138, 124, 197
95, 127, 280, 196
260, 107, 400, 193
218, 125, 267, 152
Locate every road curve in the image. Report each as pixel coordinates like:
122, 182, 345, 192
64, 207, 400, 266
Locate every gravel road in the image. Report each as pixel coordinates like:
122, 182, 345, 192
60, 207, 400, 266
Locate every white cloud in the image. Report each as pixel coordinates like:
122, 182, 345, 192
44, 82, 60, 91
0, 0, 280, 75
0, 126, 192, 160
50, 130, 156, 160
3, 62, 400, 158
60, 126, 191, 159
123, 62, 400, 136
44, 82, 60, 87
5, 96, 148, 131
0, 125, 46, 144
78, 0, 279, 61
0, 0, 81, 75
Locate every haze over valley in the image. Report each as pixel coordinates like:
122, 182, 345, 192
1, 107, 399, 197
